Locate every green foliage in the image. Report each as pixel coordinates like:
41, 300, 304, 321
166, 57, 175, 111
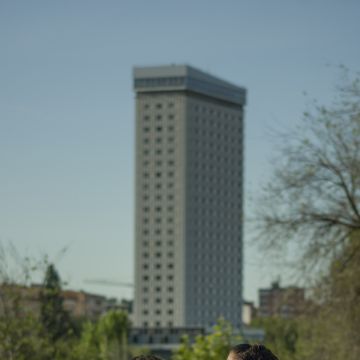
173, 319, 242, 360
251, 317, 300, 360
255, 69, 360, 360
40, 263, 74, 342
0, 247, 131, 360
75, 310, 130, 360
0, 304, 52, 360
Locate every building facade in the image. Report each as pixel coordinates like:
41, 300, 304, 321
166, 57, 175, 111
258, 281, 306, 318
133, 65, 246, 330
0, 284, 120, 321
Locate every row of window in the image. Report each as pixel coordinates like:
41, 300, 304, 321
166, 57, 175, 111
143, 125, 175, 132
142, 240, 174, 248
143, 102, 175, 110
143, 286, 174, 292
142, 206, 175, 213
143, 309, 174, 315
142, 321, 173, 328
143, 274, 174, 281
141, 262, 174, 269
142, 148, 175, 156
142, 218, 174, 225
143, 297, 174, 304
143, 114, 175, 121
192, 104, 241, 119
141, 251, 174, 258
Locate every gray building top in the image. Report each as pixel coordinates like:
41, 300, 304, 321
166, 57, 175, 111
133, 64, 246, 106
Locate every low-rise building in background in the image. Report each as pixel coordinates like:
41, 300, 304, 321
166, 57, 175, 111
258, 281, 305, 318
0, 283, 130, 321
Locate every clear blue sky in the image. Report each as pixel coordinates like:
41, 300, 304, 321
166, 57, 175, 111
1, 0, 360, 303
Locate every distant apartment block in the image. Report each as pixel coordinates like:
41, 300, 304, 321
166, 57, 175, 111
258, 281, 305, 318
0, 284, 123, 320
133, 65, 246, 331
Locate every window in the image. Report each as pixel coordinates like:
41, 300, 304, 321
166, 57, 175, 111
156, 103, 162, 109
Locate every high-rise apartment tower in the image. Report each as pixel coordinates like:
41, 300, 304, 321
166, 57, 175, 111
133, 65, 246, 330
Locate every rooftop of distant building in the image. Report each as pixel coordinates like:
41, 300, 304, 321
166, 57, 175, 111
133, 64, 246, 106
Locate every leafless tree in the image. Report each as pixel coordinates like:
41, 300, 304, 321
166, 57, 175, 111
255, 70, 360, 274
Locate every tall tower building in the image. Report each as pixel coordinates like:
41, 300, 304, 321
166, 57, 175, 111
133, 65, 246, 331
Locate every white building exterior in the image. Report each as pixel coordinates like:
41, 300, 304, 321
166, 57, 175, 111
133, 65, 246, 330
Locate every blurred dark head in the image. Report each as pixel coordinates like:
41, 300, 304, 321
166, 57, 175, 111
228, 344, 279, 360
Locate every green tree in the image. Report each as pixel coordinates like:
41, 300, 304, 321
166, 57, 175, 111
75, 310, 130, 360
172, 319, 242, 360
255, 70, 360, 272
255, 70, 360, 360
40, 263, 74, 342
0, 245, 53, 359
251, 317, 299, 360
